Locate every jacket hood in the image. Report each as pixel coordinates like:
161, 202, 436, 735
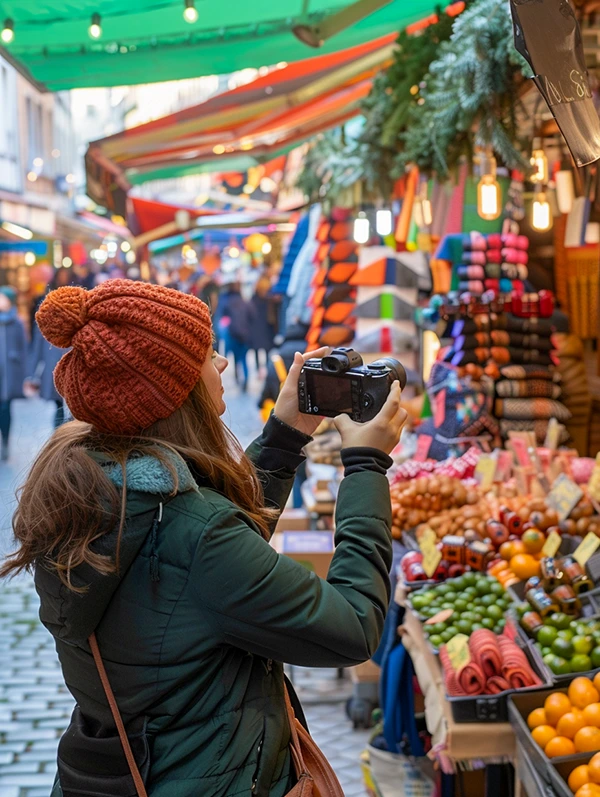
35, 448, 200, 647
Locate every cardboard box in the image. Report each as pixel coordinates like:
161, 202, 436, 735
271, 531, 334, 579
274, 508, 311, 534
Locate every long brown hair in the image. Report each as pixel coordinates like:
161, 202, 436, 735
1, 380, 275, 591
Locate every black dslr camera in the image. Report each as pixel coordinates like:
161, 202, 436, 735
298, 347, 407, 423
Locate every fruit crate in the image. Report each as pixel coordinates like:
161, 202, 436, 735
447, 640, 552, 724
550, 754, 591, 797
509, 680, 600, 786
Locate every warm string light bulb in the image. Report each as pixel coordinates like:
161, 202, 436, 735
353, 212, 370, 244
413, 184, 433, 228
530, 139, 548, 184
1, 18, 14, 44
88, 13, 101, 39
531, 189, 552, 232
183, 0, 198, 23
476, 152, 501, 221
375, 209, 393, 236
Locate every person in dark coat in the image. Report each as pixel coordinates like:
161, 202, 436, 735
258, 323, 310, 409
0, 286, 27, 461
1, 279, 407, 797
218, 281, 256, 391
249, 275, 276, 370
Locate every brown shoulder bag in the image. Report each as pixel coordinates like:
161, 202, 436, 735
88, 633, 344, 796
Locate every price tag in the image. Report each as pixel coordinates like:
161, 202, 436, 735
475, 455, 497, 490
588, 454, 600, 503
446, 634, 471, 672
414, 435, 433, 462
574, 532, 600, 568
424, 608, 454, 626
419, 527, 442, 578
541, 530, 562, 558
547, 473, 584, 522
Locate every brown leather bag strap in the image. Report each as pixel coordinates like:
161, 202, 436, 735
88, 633, 148, 797
283, 681, 309, 778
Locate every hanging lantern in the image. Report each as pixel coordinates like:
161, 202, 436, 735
375, 209, 393, 236
477, 152, 502, 221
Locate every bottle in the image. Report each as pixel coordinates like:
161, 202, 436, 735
526, 586, 559, 618
561, 556, 594, 595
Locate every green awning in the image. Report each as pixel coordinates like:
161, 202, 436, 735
0, 0, 436, 90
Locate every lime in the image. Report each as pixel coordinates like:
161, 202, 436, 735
549, 656, 572, 675
541, 646, 552, 657
429, 635, 443, 648
515, 602, 529, 618
454, 599, 468, 613
552, 637, 575, 659
464, 587, 478, 598
463, 572, 478, 586
558, 629, 574, 641
471, 623, 483, 631
591, 647, 600, 668
571, 654, 592, 673
537, 626, 558, 646
453, 577, 468, 592
476, 580, 492, 596
441, 602, 455, 610
493, 626, 504, 635
480, 594, 497, 608
548, 613, 571, 630
440, 630, 454, 643
462, 612, 478, 623
412, 593, 433, 611
456, 620, 473, 635
487, 605, 503, 621
490, 581, 505, 597
436, 585, 451, 596
543, 652, 555, 666
481, 617, 495, 629
445, 626, 458, 638
572, 635, 594, 656
430, 622, 447, 636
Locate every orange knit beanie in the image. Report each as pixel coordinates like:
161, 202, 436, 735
36, 279, 213, 435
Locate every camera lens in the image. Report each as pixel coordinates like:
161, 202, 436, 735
371, 358, 407, 389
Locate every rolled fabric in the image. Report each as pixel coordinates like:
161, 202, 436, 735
499, 278, 513, 293
462, 232, 488, 251
485, 263, 501, 279
463, 250, 487, 266
457, 265, 485, 280
502, 233, 529, 250
498, 636, 542, 689
485, 249, 502, 264
502, 247, 529, 265
439, 644, 464, 697
457, 659, 487, 695
487, 233, 503, 249
469, 629, 502, 678
458, 280, 484, 294
485, 676, 511, 695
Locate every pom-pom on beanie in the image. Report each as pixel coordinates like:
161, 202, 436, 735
36, 279, 213, 435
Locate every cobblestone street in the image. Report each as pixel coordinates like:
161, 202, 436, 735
0, 367, 371, 796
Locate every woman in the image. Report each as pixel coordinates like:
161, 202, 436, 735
1, 279, 406, 796
0, 286, 27, 462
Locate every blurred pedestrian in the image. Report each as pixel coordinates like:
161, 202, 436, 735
191, 273, 219, 316
0, 286, 27, 461
258, 323, 309, 411
249, 274, 276, 372
218, 281, 255, 391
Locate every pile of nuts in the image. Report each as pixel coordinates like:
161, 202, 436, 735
390, 476, 479, 540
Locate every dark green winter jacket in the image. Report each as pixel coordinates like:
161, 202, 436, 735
38, 414, 393, 797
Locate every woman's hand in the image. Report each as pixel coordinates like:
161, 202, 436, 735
334, 381, 408, 455
273, 347, 330, 437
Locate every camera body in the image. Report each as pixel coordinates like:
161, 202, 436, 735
298, 347, 407, 423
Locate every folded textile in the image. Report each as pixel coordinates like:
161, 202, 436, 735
502, 247, 528, 265
484, 264, 501, 279
469, 629, 502, 678
458, 280, 484, 294
498, 636, 542, 689
485, 676, 511, 695
494, 315, 554, 335
501, 263, 528, 281
452, 332, 490, 350
457, 265, 485, 280
500, 364, 557, 380
462, 250, 487, 266
491, 331, 553, 351
496, 380, 561, 399
500, 347, 554, 366
495, 398, 571, 422
499, 418, 570, 444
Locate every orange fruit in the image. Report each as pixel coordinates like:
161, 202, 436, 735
593, 673, 600, 695
528, 707, 548, 730
570, 678, 600, 710
574, 727, 600, 753
575, 784, 600, 797
522, 529, 546, 554
589, 754, 600, 784
545, 692, 573, 725
570, 766, 592, 793
499, 542, 515, 561
557, 710, 588, 739
584, 705, 600, 728
510, 553, 541, 580
511, 540, 527, 556
546, 736, 576, 758
532, 725, 558, 749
